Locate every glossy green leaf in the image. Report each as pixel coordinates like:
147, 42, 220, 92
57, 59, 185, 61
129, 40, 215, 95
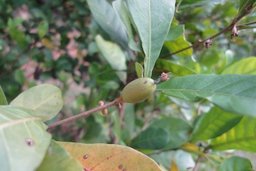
157, 75, 256, 117
222, 57, 256, 74
37, 141, 83, 171
95, 35, 127, 82
135, 62, 144, 78
210, 117, 256, 151
112, 0, 140, 51
155, 59, 196, 76
219, 156, 253, 171
191, 107, 242, 141
0, 106, 51, 171
164, 25, 192, 57
0, 86, 7, 105
10, 84, 63, 121
87, 0, 128, 48
131, 116, 191, 149
126, 0, 175, 77
59, 142, 162, 171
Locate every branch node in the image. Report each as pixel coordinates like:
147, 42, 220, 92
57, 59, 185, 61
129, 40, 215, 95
203, 39, 213, 48
231, 24, 239, 38
154, 72, 170, 84
98, 100, 108, 116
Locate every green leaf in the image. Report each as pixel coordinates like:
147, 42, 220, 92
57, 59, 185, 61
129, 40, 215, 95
0, 106, 51, 171
155, 59, 196, 76
219, 156, 253, 171
10, 84, 63, 121
126, 0, 175, 77
59, 142, 162, 171
131, 116, 191, 150
14, 69, 25, 84
0, 86, 8, 105
95, 35, 127, 83
135, 62, 144, 78
210, 117, 256, 151
165, 25, 184, 41
112, 0, 140, 51
131, 127, 169, 149
37, 141, 83, 171
164, 25, 193, 57
191, 107, 242, 141
7, 18, 28, 48
157, 74, 256, 117
222, 57, 256, 74
87, 0, 129, 48
38, 20, 49, 38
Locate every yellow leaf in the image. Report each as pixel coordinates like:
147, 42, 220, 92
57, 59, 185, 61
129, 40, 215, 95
58, 142, 162, 171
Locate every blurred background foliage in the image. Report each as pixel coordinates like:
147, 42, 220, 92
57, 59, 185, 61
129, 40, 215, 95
0, 0, 256, 170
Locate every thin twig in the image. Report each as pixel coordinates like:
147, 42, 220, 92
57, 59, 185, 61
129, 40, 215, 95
192, 155, 202, 171
237, 21, 256, 30
161, 4, 255, 59
239, 21, 256, 26
47, 98, 121, 130
160, 24, 232, 58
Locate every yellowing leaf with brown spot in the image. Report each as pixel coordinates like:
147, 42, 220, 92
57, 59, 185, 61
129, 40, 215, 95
58, 142, 162, 171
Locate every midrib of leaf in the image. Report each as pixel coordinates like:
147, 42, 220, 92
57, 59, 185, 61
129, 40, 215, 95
32, 92, 57, 111
24, 121, 33, 141
0, 117, 40, 129
145, 0, 151, 77
158, 88, 256, 99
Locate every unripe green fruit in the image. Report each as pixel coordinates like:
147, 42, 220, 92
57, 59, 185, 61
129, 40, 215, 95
121, 77, 156, 103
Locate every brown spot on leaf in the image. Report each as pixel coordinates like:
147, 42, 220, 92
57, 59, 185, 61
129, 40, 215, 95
83, 154, 89, 160
118, 164, 123, 169
143, 80, 147, 84
25, 138, 35, 147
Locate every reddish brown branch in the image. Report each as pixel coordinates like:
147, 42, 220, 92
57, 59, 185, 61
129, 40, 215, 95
47, 97, 122, 130
160, 24, 232, 58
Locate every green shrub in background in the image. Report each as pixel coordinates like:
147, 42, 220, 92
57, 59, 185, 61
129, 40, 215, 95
1, 0, 256, 170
